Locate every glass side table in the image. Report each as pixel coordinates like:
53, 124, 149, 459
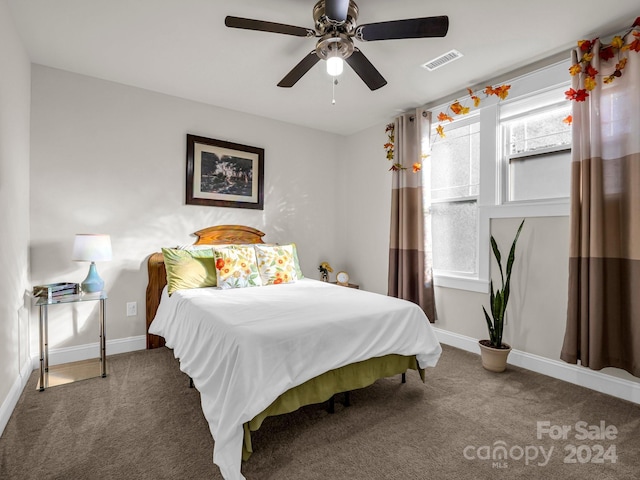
35, 292, 107, 391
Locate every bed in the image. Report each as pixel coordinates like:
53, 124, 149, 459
146, 225, 442, 480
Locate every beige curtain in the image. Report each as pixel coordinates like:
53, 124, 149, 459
560, 34, 640, 376
388, 109, 436, 322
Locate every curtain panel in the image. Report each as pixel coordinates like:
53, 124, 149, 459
388, 109, 436, 322
560, 34, 640, 376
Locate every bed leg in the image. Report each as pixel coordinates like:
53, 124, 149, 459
189, 376, 194, 388
328, 395, 335, 414
401, 372, 406, 383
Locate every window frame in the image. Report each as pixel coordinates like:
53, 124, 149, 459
427, 60, 572, 293
499, 89, 572, 206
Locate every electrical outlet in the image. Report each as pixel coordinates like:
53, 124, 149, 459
126, 302, 137, 317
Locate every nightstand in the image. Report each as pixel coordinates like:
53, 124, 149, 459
330, 281, 359, 289
35, 292, 107, 391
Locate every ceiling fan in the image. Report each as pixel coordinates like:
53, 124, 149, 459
225, 0, 449, 91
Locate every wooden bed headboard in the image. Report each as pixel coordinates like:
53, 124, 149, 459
145, 225, 265, 349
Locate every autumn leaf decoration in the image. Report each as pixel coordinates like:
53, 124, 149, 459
436, 84, 511, 138
384, 123, 403, 171
566, 16, 640, 102
384, 123, 429, 173
385, 84, 511, 170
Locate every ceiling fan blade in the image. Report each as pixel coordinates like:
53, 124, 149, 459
277, 51, 321, 88
355, 16, 449, 41
345, 48, 387, 91
325, 0, 350, 22
225, 16, 315, 37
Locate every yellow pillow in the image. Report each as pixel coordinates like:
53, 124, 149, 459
212, 245, 262, 289
254, 244, 299, 285
161, 247, 217, 295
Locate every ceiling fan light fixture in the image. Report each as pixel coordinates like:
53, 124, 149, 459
327, 55, 344, 76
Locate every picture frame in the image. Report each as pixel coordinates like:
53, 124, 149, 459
186, 134, 264, 210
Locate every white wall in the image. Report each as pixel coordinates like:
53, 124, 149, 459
0, 0, 31, 434
30, 65, 344, 351
339, 123, 392, 294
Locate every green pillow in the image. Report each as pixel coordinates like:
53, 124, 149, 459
162, 247, 217, 295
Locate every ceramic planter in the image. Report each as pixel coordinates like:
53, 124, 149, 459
478, 340, 512, 372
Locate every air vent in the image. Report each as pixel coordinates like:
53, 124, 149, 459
422, 49, 463, 71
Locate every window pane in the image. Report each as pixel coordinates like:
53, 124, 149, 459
507, 104, 571, 154
509, 150, 571, 201
431, 200, 477, 274
503, 99, 572, 202
430, 122, 479, 200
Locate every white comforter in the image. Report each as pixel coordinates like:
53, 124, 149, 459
149, 278, 441, 480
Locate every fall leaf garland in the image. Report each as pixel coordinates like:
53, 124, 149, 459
435, 84, 511, 138
384, 16, 640, 171
566, 16, 640, 102
384, 122, 424, 173
384, 84, 510, 172
384, 123, 402, 171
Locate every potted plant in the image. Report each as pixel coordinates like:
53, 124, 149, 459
479, 219, 525, 372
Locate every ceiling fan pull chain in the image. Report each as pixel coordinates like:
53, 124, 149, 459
332, 78, 338, 105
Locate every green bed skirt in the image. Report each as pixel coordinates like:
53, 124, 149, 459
242, 354, 423, 461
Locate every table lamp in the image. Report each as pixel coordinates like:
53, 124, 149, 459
72, 234, 112, 293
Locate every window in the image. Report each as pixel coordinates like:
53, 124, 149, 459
425, 61, 572, 292
501, 87, 572, 203
429, 116, 479, 276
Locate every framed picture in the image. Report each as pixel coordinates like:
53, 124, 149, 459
186, 134, 264, 210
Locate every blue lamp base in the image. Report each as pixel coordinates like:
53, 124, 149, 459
81, 262, 104, 293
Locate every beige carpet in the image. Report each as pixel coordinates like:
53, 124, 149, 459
1, 345, 639, 479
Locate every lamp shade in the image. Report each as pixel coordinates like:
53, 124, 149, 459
72, 234, 112, 262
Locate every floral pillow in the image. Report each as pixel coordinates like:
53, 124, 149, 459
212, 245, 262, 289
289, 243, 304, 279
254, 244, 299, 285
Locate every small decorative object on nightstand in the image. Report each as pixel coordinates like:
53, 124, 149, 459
336, 271, 350, 286
318, 262, 333, 282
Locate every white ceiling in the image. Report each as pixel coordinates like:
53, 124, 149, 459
7, 0, 640, 135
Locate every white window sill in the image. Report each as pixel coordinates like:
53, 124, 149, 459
483, 200, 570, 218
433, 273, 488, 293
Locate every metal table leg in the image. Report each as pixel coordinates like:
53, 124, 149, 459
100, 298, 107, 377
38, 305, 45, 391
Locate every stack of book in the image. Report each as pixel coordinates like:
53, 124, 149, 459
33, 282, 80, 300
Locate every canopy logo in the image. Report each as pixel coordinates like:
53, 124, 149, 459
463, 420, 619, 469
463, 441, 553, 468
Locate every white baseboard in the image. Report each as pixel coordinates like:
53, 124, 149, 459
0, 359, 35, 437
433, 327, 640, 405
30, 335, 147, 369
